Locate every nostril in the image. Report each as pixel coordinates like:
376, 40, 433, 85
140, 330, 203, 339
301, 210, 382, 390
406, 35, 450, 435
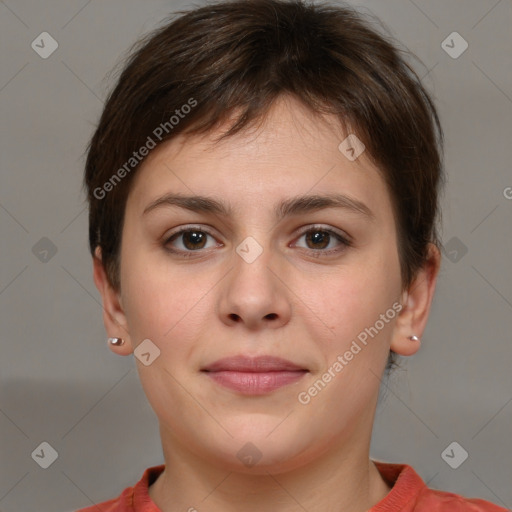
265, 313, 278, 320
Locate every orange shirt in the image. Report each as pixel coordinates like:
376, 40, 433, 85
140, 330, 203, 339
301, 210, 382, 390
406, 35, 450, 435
75, 462, 507, 511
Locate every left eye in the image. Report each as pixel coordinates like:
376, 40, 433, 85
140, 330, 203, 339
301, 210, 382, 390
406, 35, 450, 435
293, 228, 350, 251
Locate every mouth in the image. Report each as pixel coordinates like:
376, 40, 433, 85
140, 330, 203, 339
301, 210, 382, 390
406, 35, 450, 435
201, 355, 309, 395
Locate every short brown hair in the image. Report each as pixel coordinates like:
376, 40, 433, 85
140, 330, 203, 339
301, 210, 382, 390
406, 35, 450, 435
84, 0, 444, 368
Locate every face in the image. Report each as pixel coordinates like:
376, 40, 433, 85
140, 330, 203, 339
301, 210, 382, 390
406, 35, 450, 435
111, 96, 408, 473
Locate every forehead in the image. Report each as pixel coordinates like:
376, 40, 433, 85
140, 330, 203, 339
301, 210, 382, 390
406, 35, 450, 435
126, 96, 392, 220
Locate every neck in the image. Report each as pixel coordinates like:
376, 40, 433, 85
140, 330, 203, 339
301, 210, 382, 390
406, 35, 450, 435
149, 408, 391, 512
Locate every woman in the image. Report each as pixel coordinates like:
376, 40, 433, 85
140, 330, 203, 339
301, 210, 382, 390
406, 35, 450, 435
77, 0, 506, 510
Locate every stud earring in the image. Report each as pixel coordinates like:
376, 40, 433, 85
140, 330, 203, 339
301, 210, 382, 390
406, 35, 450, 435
409, 335, 420, 342
108, 337, 125, 346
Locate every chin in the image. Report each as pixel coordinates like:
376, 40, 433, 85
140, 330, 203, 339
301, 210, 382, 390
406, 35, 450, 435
199, 426, 317, 475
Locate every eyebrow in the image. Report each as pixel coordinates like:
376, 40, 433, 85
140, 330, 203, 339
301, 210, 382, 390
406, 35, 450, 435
142, 192, 375, 221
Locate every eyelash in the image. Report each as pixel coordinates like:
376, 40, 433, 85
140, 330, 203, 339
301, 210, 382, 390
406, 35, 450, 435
163, 226, 219, 258
293, 225, 352, 258
164, 225, 353, 258
163, 225, 352, 258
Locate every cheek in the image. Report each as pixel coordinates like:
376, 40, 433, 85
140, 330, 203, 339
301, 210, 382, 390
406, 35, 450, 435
298, 263, 400, 427
120, 248, 216, 351
119, 253, 216, 428
317, 256, 400, 342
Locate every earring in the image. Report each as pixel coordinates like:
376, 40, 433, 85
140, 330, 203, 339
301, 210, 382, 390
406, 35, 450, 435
108, 337, 125, 346
409, 335, 420, 342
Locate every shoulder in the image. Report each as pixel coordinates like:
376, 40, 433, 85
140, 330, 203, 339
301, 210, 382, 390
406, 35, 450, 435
74, 494, 125, 512
415, 486, 508, 511
74, 464, 165, 512
372, 461, 507, 512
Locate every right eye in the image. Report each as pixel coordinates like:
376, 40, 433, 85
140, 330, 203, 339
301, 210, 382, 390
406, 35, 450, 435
164, 226, 221, 256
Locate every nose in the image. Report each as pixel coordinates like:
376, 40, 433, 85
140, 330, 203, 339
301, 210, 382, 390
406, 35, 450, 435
218, 243, 292, 331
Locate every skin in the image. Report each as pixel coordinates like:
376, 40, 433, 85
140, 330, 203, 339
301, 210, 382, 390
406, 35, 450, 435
93, 95, 440, 512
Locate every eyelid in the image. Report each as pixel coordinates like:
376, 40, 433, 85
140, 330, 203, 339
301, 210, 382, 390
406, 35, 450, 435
164, 223, 351, 240
163, 225, 222, 258
289, 227, 351, 260
293, 224, 352, 244
163, 223, 352, 256
164, 224, 219, 240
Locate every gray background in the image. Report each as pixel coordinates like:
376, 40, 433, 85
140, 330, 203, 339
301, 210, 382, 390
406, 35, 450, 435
0, 0, 511, 511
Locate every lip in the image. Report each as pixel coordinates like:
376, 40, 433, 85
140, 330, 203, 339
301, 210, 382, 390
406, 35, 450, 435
202, 355, 306, 372
201, 355, 308, 395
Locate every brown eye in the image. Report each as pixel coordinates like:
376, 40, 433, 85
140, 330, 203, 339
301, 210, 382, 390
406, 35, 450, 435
305, 230, 331, 249
165, 228, 218, 254
180, 230, 207, 250
293, 227, 351, 255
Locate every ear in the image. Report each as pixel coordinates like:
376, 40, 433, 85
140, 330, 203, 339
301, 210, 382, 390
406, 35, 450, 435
92, 246, 134, 356
390, 243, 441, 356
